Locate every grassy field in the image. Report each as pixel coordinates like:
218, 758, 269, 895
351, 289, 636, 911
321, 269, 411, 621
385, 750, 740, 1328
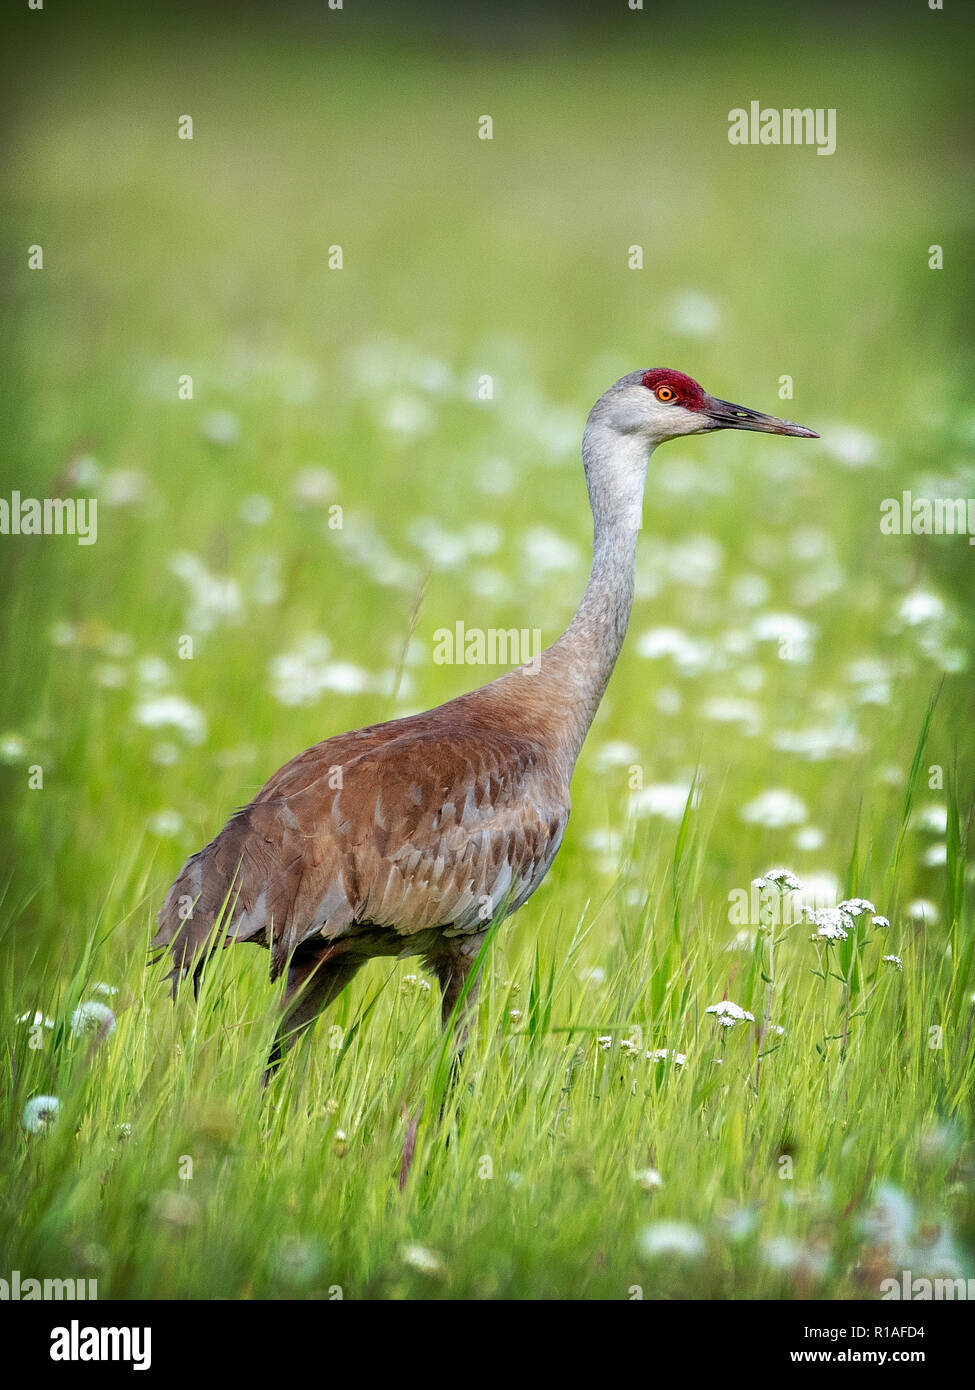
1, 4, 974, 1299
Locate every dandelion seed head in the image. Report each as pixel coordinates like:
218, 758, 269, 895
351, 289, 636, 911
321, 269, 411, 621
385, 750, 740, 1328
23, 1096, 61, 1132
70, 1000, 116, 1039
402, 1243, 444, 1276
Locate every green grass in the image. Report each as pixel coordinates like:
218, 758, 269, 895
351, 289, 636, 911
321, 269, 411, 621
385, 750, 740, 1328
1, 5, 974, 1299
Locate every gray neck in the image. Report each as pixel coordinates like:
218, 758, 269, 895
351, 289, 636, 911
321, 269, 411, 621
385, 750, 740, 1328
540, 421, 652, 759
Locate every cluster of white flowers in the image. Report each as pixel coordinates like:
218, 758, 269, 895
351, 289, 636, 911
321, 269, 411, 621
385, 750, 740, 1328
647, 1048, 687, 1066
752, 868, 803, 893
805, 906, 855, 941
706, 1001, 755, 1028
882, 955, 903, 971
838, 897, 875, 917
400, 974, 431, 994
805, 898, 891, 944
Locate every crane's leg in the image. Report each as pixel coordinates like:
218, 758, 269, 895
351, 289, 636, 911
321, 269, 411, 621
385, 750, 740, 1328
424, 933, 486, 1050
399, 936, 485, 1189
263, 944, 361, 1086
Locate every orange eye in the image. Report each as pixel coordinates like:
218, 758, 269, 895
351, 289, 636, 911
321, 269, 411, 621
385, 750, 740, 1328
655, 385, 676, 402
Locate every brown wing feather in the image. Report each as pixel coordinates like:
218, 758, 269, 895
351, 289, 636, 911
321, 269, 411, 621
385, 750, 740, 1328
153, 697, 569, 988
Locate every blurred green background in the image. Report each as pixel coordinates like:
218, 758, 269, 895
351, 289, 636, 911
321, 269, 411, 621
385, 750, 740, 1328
1, 0, 973, 1300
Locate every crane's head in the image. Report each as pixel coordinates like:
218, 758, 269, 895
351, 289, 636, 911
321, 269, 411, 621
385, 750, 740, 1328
591, 368, 819, 446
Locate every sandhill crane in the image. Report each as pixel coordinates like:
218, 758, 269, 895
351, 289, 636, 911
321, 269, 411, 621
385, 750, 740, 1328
154, 369, 817, 1080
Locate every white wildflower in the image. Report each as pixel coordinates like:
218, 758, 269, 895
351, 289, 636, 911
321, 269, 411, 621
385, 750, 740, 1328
629, 781, 699, 822
239, 494, 272, 526
400, 973, 431, 994
0, 732, 28, 762
666, 289, 719, 339
805, 906, 854, 942
753, 868, 803, 893
148, 810, 184, 837
751, 611, 816, 664
705, 1001, 755, 1028
634, 1168, 664, 1191
820, 421, 879, 467
898, 590, 945, 627
913, 804, 948, 835
882, 955, 903, 971
638, 1221, 705, 1260
201, 409, 240, 446
133, 694, 207, 745
794, 826, 824, 851
578, 966, 606, 988
592, 740, 640, 771
739, 789, 807, 829
169, 552, 243, 633
520, 527, 582, 578
647, 1048, 687, 1066
292, 465, 337, 507
636, 626, 712, 677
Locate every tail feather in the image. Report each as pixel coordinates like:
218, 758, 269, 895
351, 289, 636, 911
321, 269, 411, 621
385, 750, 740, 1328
152, 845, 236, 997
152, 802, 317, 996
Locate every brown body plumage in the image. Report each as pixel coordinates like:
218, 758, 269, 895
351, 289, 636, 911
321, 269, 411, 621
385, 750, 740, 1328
153, 368, 817, 1076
